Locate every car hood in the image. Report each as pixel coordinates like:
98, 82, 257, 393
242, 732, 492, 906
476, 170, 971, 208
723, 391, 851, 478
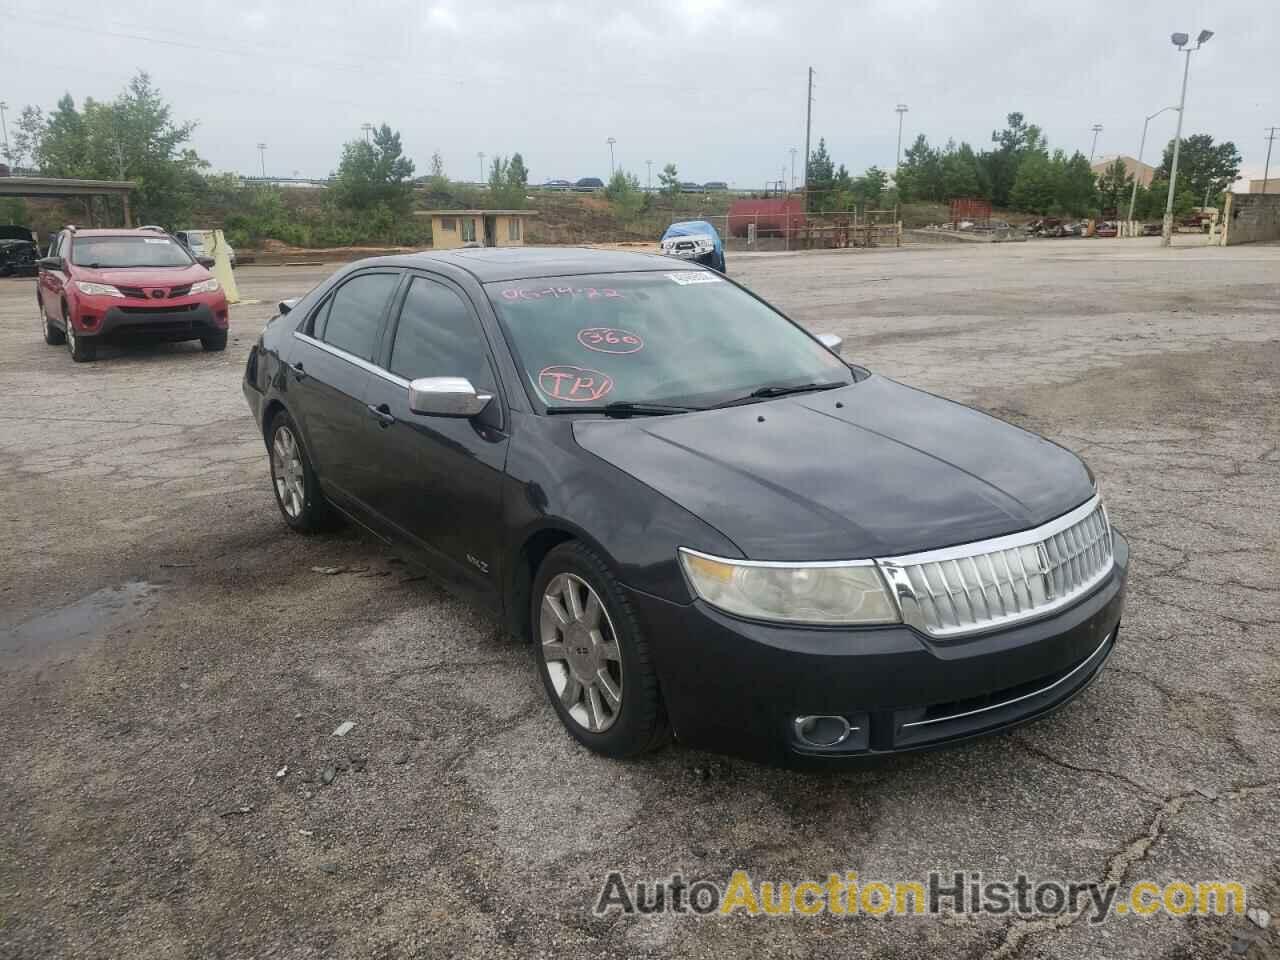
571, 375, 1095, 561
75, 264, 210, 286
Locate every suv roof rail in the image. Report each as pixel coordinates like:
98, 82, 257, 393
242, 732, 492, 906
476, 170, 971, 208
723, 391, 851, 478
139, 225, 167, 233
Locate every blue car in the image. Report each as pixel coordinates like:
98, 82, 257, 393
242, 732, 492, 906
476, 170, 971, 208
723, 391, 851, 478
660, 220, 725, 273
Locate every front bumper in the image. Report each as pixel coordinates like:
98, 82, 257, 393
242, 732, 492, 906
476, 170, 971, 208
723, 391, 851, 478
626, 530, 1128, 766
73, 297, 229, 341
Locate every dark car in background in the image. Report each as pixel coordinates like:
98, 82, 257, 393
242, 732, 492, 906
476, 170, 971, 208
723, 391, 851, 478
37, 226, 230, 362
573, 177, 604, 191
0, 225, 39, 277
242, 247, 1126, 767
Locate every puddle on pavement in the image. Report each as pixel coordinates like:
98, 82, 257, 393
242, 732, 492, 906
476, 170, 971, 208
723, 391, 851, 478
1, 581, 160, 664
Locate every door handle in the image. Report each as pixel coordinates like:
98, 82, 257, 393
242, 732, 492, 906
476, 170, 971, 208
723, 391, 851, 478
289, 361, 307, 380
367, 403, 397, 427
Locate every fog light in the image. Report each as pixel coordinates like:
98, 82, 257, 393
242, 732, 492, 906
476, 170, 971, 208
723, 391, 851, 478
793, 714, 853, 748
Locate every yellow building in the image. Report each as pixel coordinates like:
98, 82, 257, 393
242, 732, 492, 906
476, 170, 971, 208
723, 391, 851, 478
418, 210, 536, 250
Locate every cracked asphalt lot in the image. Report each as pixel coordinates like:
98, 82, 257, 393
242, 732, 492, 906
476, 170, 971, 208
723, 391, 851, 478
1, 238, 1278, 958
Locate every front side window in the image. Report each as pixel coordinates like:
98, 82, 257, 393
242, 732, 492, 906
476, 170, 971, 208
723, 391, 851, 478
487, 271, 851, 410
389, 277, 494, 390
70, 236, 194, 268
320, 272, 399, 361
461, 218, 476, 242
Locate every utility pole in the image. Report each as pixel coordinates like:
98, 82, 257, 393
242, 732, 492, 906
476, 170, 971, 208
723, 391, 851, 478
1163, 29, 1214, 247
361, 123, 373, 143
646, 159, 653, 192
1128, 105, 1178, 224
607, 137, 616, 176
803, 67, 814, 206
895, 104, 909, 168
477, 151, 486, 184
256, 142, 267, 178
1089, 124, 1103, 163
789, 147, 797, 190
0, 101, 9, 163
1264, 127, 1278, 195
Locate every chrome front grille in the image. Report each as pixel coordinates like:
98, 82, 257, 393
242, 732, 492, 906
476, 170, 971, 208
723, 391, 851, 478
877, 497, 1113, 639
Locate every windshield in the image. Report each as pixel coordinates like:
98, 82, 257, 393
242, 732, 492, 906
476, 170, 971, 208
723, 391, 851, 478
71, 236, 194, 268
486, 271, 852, 410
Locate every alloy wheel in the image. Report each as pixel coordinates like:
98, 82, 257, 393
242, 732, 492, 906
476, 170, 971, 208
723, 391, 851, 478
271, 425, 306, 518
540, 573, 624, 733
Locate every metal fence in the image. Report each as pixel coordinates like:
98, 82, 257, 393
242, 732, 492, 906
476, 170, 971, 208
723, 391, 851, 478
681, 213, 902, 252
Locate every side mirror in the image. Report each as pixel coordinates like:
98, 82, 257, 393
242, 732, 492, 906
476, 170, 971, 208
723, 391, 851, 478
37, 256, 64, 272
408, 377, 493, 418
277, 298, 298, 316
195, 255, 216, 269
816, 333, 844, 356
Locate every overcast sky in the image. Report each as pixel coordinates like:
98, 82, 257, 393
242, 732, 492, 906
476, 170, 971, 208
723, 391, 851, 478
2, 0, 1276, 186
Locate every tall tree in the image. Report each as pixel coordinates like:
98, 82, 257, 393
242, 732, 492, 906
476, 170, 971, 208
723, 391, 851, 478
332, 123, 415, 214
658, 162, 680, 200
806, 138, 835, 211
981, 112, 1046, 208
1157, 134, 1241, 203
1096, 158, 1134, 214
20, 74, 207, 224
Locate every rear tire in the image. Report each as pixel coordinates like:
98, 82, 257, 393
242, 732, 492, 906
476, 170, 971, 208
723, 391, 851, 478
64, 306, 96, 362
201, 330, 228, 352
267, 409, 331, 533
531, 542, 670, 758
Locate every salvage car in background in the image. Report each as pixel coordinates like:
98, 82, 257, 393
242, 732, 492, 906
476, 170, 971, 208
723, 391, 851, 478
243, 247, 1126, 767
37, 226, 230, 362
660, 220, 726, 273
0, 225, 39, 277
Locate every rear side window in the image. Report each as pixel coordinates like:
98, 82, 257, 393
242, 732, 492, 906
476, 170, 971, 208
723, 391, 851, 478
388, 277, 494, 390
320, 272, 399, 361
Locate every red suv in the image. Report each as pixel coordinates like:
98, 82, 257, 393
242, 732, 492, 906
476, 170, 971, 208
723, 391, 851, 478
37, 226, 230, 362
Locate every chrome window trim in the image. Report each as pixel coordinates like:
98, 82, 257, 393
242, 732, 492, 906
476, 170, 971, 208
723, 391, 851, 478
293, 331, 409, 388
900, 631, 1112, 729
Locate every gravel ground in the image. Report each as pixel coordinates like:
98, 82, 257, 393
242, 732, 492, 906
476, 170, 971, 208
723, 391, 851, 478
1, 238, 1277, 959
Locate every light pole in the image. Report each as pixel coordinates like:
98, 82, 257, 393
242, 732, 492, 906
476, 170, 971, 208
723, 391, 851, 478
789, 147, 797, 190
1089, 124, 1103, 163
477, 151, 486, 184
1163, 29, 1214, 247
646, 159, 653, 192
1128, 105, 1178, 223
1264, 127, 1278, 195
361, 123, 373, 143
256, 142, 267, 178
0, 101, 10, 163
895, 104, 908, 168
607, 137, 616, 175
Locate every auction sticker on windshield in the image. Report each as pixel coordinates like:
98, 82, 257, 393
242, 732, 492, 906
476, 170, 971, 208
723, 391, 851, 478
538, 365, 614, 403
577, 327, 643, 354
667, 272, 722, 285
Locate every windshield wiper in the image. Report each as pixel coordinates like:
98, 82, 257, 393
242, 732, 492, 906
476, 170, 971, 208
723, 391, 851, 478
711, 381, 848, 408
545, 400, 700, 417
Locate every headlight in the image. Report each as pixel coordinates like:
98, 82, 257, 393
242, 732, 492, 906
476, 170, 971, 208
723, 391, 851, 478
189, 278, 220, 294
74, 281, 124, 298
679, 549, 901, 625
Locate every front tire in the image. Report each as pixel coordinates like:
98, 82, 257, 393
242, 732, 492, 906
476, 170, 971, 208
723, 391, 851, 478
201, 330, 228, 352
41, 300, 65, 345
532, 542, 669, 758
267, 410, 330, 532
64, 306, 96, 362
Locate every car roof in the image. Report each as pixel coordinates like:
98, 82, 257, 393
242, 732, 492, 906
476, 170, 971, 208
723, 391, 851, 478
70, 229, 172, 238
367, 247, 702, 282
